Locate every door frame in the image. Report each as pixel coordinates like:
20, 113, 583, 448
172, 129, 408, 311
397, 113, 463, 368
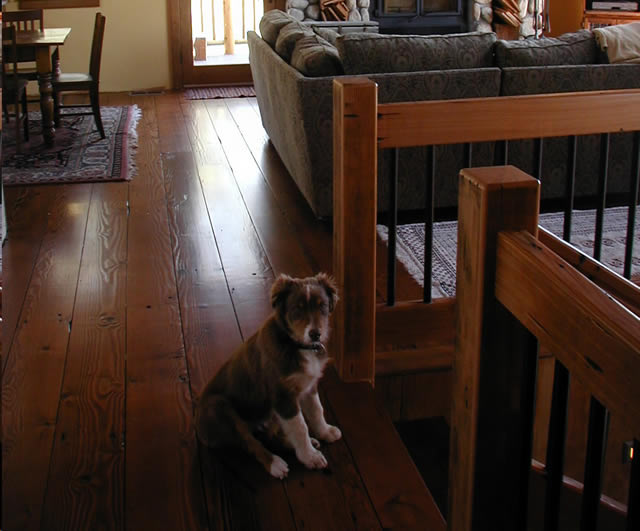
168, 0, 277, 88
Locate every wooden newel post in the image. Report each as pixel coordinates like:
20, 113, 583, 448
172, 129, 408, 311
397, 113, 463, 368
449, 166, 541, 530
332, 78, 378, 384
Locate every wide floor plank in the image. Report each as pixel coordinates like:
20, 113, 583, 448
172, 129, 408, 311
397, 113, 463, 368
3, 184, 93, 531
41, 183, 128, 530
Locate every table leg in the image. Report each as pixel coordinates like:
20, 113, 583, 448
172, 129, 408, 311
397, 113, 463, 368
36, 46, 55, 146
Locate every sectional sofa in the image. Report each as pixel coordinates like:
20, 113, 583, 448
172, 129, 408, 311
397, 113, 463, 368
248, 10, 640, 219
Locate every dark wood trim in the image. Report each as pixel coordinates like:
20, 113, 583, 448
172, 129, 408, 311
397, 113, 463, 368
166, 0, 183, 90
19, 0, 99, 8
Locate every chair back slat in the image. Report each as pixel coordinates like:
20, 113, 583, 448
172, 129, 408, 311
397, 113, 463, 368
89, 13, 106, 83
2, 9, 44, 31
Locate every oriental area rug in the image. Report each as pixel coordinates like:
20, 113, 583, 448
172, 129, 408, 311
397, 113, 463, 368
377, 207, 640, 299
2, 105, 141, 186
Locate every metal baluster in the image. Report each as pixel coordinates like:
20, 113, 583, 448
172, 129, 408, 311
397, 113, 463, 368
564, 136, 578, 242
535, 137, 544, 182
580, 398, 610, 531
624, 132, 640, 279
544, 362, 570, 531
423, 145, 435, 303
495, 139, 509, 165
594, 133, 610, 261
465, 142, 473, 169
387, 148, 398, 306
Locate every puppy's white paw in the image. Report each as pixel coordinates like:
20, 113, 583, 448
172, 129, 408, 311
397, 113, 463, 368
269, 455, 289, 479
320, 425, 342, 443
310, 437, 321, 449
299, 448, 328, 470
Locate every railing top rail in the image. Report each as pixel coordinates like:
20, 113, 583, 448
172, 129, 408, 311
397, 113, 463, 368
375, 88, 640, 148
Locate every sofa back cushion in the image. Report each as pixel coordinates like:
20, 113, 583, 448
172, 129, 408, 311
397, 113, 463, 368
335, 32, 497, 75
495, 30, 598, 67
275, 21, 314, 61
291, 34, 344, 77
259, 9, 296, 47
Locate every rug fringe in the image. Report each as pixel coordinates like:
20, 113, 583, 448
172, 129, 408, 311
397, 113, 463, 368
126, 105, 143, 181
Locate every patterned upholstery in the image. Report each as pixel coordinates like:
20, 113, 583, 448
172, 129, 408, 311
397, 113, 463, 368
336, 32, 497, 75
290, 34, 344, 77
495, 30, 598, 67
259, 9, 296, 47
250, 10, 640, 218
502, 64, 640, 201
313, 27, 339, 46
298, 69, 501, 216
275, 21, 314, 61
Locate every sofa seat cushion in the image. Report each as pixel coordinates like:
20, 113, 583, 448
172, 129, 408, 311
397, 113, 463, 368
276, 21, 314, 61
291, 34, 344, 77
495, 30, 598, 67
335, 32, 497, 75
260, 9, 296, 47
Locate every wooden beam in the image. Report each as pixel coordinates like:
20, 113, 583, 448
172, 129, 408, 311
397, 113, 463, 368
333, 78, 378, 383
378, 89, 640, 148
450, 165, 540, 531
495, 229, 640, 441
375, 299, 455, 375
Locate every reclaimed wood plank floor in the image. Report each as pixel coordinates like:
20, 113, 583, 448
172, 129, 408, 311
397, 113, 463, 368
2, 93, 442, 531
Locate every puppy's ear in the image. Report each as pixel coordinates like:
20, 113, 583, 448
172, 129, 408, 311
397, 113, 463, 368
315, 273, 339, 312
271, 274, 294, 308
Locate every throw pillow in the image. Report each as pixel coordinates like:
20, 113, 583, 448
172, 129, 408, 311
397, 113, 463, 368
313, 26, 340, 46
275, 22, 314, 62
259, 9, 296, 48
291, 34, 344, 77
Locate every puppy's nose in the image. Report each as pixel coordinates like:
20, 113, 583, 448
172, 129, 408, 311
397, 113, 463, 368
309, 329, 321, 342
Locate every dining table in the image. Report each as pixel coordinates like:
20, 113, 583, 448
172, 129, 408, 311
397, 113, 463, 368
14, 27, 72, 146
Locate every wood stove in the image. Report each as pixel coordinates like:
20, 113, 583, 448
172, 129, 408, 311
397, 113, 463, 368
371, 0, 468, 34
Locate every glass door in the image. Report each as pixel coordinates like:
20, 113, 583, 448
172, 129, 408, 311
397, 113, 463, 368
171, 0, 261, 87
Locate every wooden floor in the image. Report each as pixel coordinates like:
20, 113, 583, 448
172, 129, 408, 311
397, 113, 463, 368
1, 93, 443, 530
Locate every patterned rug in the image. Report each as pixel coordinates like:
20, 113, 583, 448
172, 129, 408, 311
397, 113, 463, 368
378, 207, 640, 299
2, 105, 141, 186
184, 86, 256, 100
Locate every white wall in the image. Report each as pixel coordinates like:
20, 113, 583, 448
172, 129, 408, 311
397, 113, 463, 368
5, 0, 172, 92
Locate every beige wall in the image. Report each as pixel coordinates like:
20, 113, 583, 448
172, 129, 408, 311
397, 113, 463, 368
5, 0, 172, 92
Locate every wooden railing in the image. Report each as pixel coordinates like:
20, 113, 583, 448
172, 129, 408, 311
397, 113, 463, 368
332, 78, 640, 384
192, 0, 263, 52
332, 78, 640, 530
453, 165, 640, 530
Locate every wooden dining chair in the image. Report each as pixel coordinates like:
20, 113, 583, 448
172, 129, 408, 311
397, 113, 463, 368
2, 9, 45, 81
52, 12, 106, 139
2, 26, 30, 153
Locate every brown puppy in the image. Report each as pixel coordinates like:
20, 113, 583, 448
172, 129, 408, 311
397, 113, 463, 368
195, 273, 341, 478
